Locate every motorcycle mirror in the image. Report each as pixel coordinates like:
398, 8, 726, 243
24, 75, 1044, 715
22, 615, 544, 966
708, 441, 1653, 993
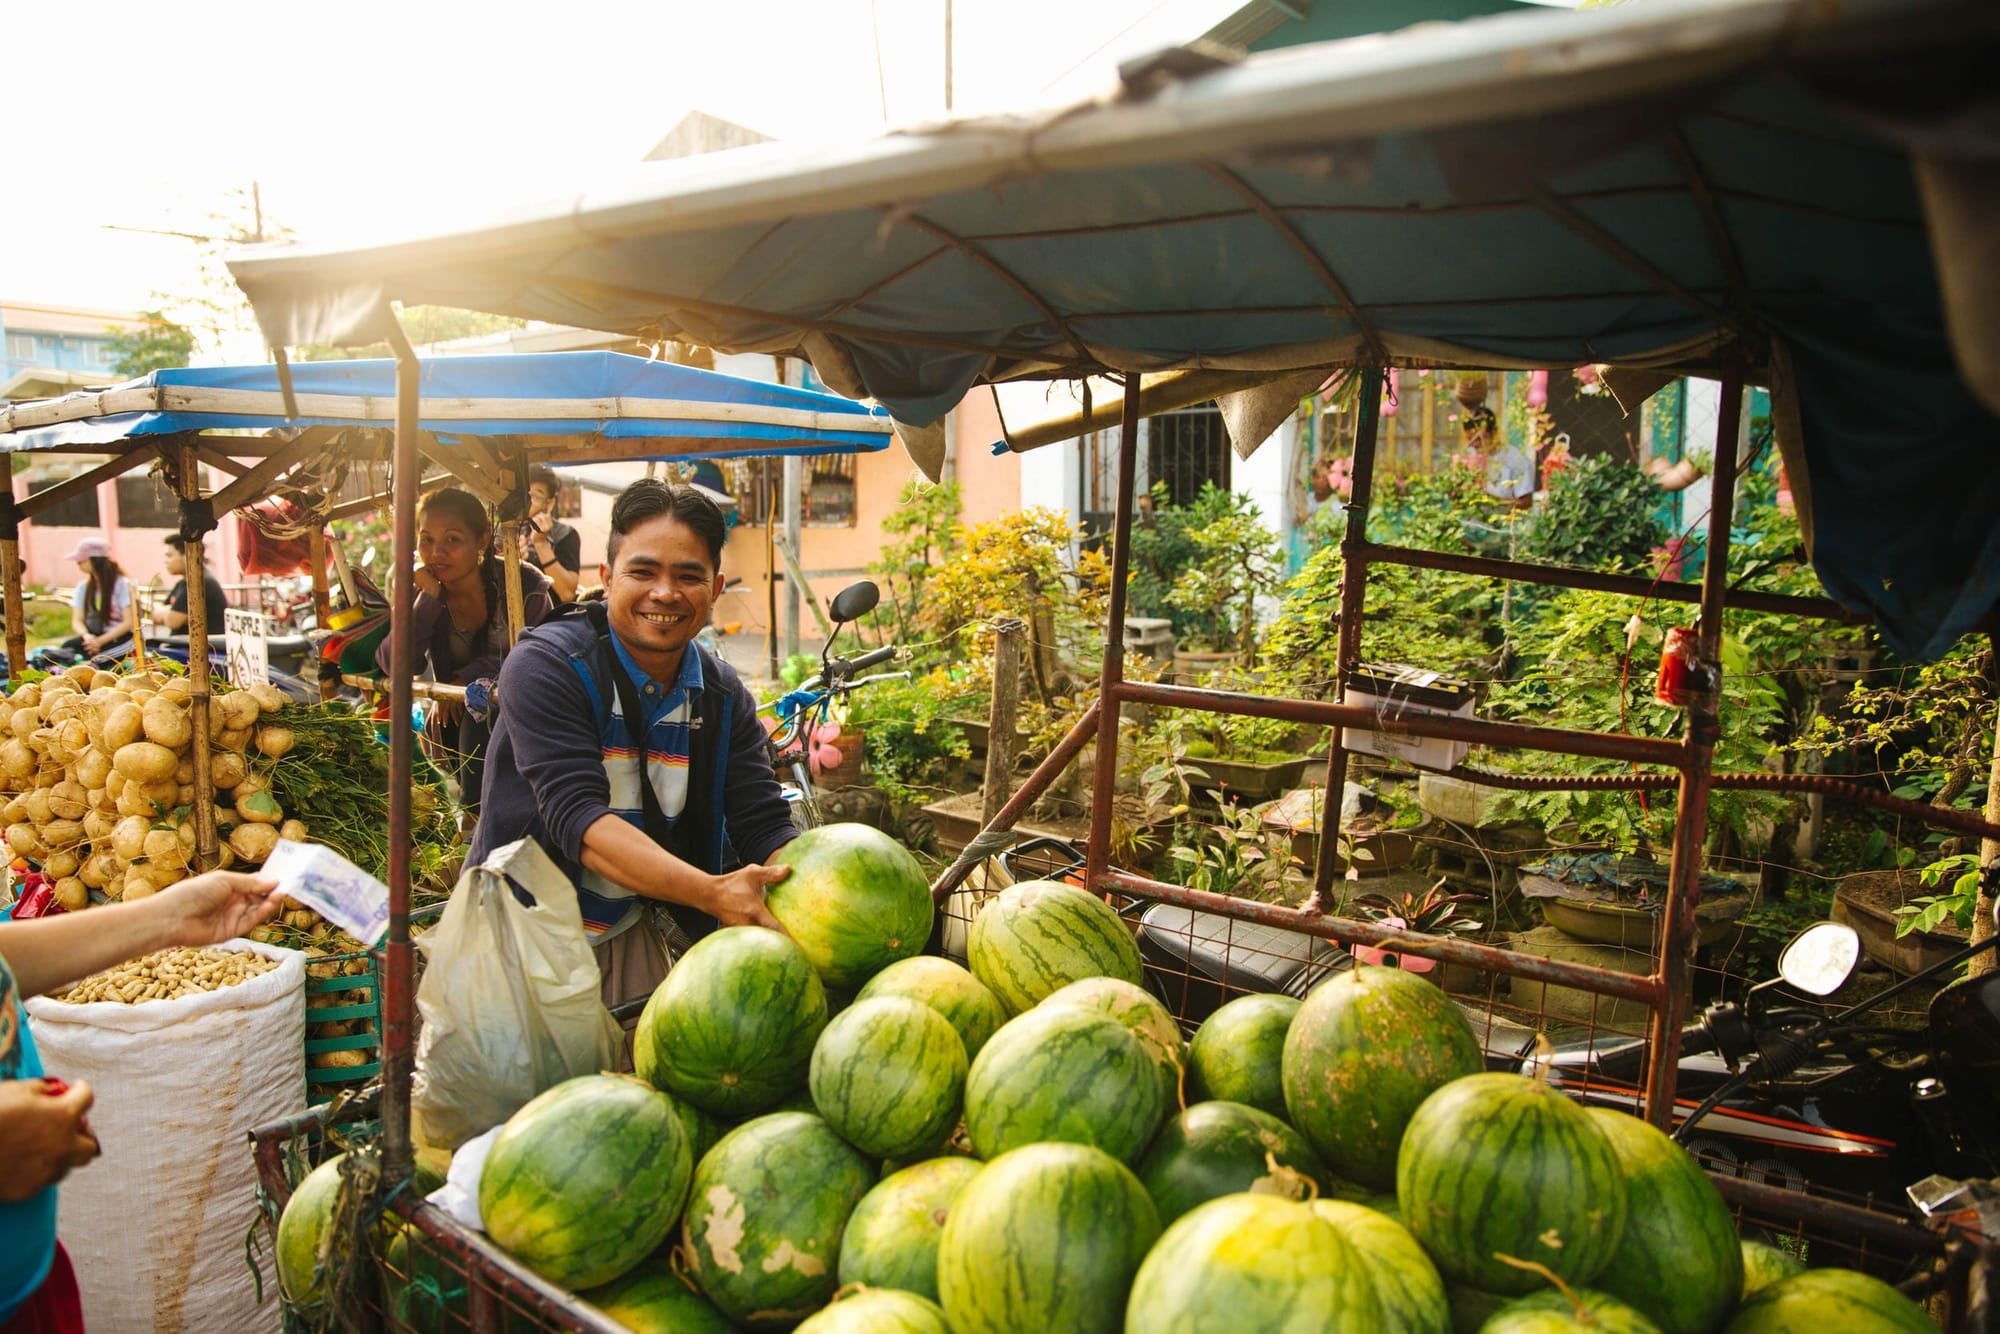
827, 580, 879, 625
1777, 922, 1862, 997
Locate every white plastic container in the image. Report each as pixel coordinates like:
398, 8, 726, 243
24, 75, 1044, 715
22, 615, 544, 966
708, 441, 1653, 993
1341, 662, 1475, 772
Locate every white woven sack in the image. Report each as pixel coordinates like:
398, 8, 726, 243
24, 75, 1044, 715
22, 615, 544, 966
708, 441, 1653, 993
25, 940, 305, 1334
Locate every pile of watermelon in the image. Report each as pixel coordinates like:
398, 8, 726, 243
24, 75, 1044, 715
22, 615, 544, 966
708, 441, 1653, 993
274, 823, 1942, 1333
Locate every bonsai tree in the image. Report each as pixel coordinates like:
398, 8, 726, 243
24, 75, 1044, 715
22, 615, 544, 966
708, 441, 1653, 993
1166, 501, 1287, 658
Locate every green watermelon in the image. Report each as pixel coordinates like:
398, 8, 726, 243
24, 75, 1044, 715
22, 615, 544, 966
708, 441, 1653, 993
581, 1257, 735, 1334
809, 996, 968, 1158
381, 1227, 469, 1334
679, 1111, 876, 1329
1483, 1288, 1665, 1333
478, 1074, 693, 1289
856, 954, 1009, 1059
794, 1288, 952, 1333
1310, 1199, 1449, 1334
1359, 1191, 1404, 1222
837, 1156, 983, 1302
1282, 965, 1483, 1189
767, 822, 934, 988
1125, 1193, 1383, 1332
663, 1088, 726, 1165
635, 925, 829, 1117
1135, 1100, 1328, 1224
967, 880, 1143, 1014
936, 1143, 1159, 1334
1446, 1282, 1514, 1334
1396, 1072, 1628, 1296
1586, 1107, 1743, 1334
1042, 975, 1185, 1108
1740, 1240, 1807, 1300
1721, 1268, 1936, 1334
1187, 993, 1299, 1119
277, 1154, 347, 1308
963, 1004, 1165, 1163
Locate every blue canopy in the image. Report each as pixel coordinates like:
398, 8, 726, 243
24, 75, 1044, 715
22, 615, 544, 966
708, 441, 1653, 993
227, 0, 2000, 658
0, 351, 894, 460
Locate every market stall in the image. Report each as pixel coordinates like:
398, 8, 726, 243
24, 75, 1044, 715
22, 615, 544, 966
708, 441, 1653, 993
0, 351, 895, 1328
220, 0, 2000, 1327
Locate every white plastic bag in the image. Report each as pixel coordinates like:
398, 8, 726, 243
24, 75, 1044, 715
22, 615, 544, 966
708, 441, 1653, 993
411, 837, 621, 1151
25, 939, 305, 1334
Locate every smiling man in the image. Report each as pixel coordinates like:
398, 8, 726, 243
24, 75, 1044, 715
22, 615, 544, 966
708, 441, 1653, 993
468, 480, 795, 1010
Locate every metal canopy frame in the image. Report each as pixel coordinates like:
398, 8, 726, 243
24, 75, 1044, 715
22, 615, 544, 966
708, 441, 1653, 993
928, 369, 2000, 1137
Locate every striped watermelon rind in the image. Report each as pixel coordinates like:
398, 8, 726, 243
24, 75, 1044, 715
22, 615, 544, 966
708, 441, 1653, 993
580, 1257, 735, 1334
1310, 1199, 1450, 1334
1738, 1240, 1806, 1300
1282, 965, 1483, 1190
793, 1287, 952, 1333
855, 954, 1009, 1060
477, 1074, 693, 1290
635, 925, 829, 1117
766, 822, 935, 988
837, 1156, 984, 1303
809, 996, 968, 1159
1586, 1107, 1743, 1334
678, 1111, 876, 1330
1041, 975, 1184, 1108
277, 1154, 346, 1307
936, 1143, 1160, 1334
1125, 1193, 1384, 1333
967, 880, 1143, 1014
963, 1003, 1166, 1163
1396, 1072, 1629, 1296
1721, 1268, 1937, 1334
1483, 1288, 1665, 1333
1187, 992, 1300, 1120
1136, 1100, 1328, 1225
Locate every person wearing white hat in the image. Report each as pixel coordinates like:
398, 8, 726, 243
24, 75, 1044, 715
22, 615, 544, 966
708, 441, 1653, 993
59, 538, 133, 662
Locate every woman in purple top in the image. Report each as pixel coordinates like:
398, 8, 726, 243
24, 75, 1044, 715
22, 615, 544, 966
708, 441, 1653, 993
376, 489, 551, 820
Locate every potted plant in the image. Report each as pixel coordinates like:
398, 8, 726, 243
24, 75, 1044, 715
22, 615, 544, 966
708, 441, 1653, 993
1344, 881, 1493, 992
1158, 488, 1287, 675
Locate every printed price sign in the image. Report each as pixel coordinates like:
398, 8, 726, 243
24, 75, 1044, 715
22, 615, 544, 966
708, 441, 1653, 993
223, 609, 269, 687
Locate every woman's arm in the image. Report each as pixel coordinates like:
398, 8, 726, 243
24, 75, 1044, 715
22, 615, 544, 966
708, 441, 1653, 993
70, 582, 89, 639
0, 871, 280, 998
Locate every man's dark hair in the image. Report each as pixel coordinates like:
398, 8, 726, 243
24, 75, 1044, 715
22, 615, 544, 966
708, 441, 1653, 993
164, 534, 187, 552
608, 480, 726, 569
529, 464, 562, 496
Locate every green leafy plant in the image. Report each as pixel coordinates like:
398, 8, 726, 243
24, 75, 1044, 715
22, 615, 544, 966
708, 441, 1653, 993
1521, 454, 1666, 573
1346, 880, 1487, 972
1895, 853, 1980, 938
865, 478, 961, 648
1166, 803, 1298, 902
1166, 501, 1287, 656
840, 675, 971, 812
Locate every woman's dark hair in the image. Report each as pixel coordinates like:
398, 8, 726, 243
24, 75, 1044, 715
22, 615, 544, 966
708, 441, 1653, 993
420, 487, 493, 543
607, 480, 726, 569
83, 556, 124, 626
1460, 405, 1498, 436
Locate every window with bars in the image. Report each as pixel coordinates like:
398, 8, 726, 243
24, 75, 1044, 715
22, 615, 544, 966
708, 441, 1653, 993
1148, 403, 1230, 507
23, 464, 103, 529
115, 472, 182, 529
720, 455, 858, 528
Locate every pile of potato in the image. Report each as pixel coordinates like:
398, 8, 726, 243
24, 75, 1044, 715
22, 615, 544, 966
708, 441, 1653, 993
0, 663, 305, 909
49, 944, 280, 1005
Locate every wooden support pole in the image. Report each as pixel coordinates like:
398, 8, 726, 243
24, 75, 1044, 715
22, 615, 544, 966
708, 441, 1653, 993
0, 457, 24, 681
982, 618, 1026, 824
178, 442, 217, 866
1974, 686, 2000, 979
500, 513, 528, 650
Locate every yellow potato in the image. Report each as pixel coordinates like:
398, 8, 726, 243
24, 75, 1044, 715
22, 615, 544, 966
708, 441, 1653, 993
73, 747, 112, 790
155, 678, 191, 704
47, 781, 88, 822
82, 809, 117, 843
220, 691, 262, 732
89, 669, 123, 693
23, 790, 51, 826
52, 876, 88, 910
209, 751, 247, 789
9, 710, 40, 742
102, 702, 144, 753
249, 683, 288, 713
112, 742, 179, 784
40, 819, 84, 850
279, 819, 308, 843
116, 785, 161, 819
11, 684, 40, 711
143, 778, 180, 810
142, 697, 192, 750
217, 727, 251, 753
112, 815, 149, 862
0, 739, 33, 781
229, 821, 280, 864
41, 849, 80, 880
121, 868, 158, 900
142, 828, 189, 870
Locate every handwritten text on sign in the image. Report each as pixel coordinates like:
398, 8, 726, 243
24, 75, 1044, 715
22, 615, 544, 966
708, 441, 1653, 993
223, 609, 269, 687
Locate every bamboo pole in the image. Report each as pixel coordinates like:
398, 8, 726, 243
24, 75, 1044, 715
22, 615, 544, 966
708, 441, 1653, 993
0, 457, 24, 682
1973, 689, 1999, 979
178, 442, 217, 866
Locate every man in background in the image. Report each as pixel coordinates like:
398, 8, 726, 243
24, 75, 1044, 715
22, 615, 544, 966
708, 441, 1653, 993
522, 465, 582, 604
160, 534, 226, 636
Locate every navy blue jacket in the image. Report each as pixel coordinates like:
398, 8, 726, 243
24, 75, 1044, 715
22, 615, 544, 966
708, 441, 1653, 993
468, 607, 795, 930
